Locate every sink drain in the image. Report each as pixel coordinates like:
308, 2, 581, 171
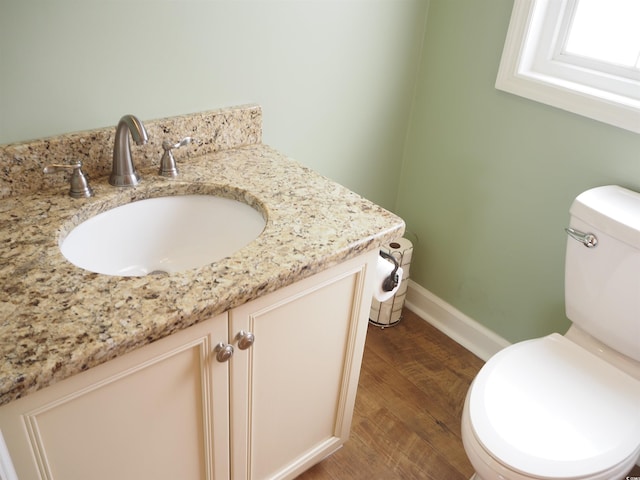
147, 270, 169, 276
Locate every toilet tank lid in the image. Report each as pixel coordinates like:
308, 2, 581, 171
570, 185, 640, 248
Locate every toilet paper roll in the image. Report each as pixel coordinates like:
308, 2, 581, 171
383, 237, 413, 272
370, 237, 413, 327
373, 255, 404, 302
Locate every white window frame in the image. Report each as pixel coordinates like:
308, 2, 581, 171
496, 0, 640, 134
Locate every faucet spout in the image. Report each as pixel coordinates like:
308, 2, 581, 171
109, 114, 149, 187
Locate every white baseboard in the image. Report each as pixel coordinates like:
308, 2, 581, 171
405, 280, 510, 362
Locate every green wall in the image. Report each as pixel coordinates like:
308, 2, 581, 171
396, 0, 640, 342
0, 0, 427, 209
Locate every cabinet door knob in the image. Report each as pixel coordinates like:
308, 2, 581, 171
214, 342, 234, 362
235, 330, 255, 350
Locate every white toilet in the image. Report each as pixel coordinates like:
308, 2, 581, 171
461, 185, 640, 480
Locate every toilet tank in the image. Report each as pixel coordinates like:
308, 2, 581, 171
565, 185, 640, 362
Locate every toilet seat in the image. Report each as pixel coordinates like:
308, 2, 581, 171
469, 334, 640, 479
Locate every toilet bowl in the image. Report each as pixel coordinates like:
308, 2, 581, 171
461, 334, 640, 480
461, 186, 640, 480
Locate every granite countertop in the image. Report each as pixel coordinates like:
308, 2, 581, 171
0, 143, 404, 406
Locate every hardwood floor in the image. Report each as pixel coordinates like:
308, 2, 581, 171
297, 308, 640, 480
297, 308, 483, 480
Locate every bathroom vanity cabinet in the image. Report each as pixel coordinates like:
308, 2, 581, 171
0, 104, 404, 480
0, 252, 376, 480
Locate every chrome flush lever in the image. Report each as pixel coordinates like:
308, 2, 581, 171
565, 227, 598, 248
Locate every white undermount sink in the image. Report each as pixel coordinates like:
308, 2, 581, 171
60, 195, 266, 276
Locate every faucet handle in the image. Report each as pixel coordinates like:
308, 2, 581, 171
44, 161, 94, 198
159, 137, 193, 178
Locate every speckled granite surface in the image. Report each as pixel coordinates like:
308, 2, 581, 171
0, 106, 404, 405
0, 104, 262, 199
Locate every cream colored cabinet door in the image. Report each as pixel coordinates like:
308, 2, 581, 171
229, 251, 377, 480
0, 313, 230, 480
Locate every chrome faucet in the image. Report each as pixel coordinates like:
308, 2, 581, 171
109, 114, 149, 187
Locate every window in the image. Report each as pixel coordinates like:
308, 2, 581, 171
563, 0, 640, 72
496, 0, 640, 134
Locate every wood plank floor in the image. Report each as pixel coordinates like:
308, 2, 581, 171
297, 308, 483, 480
297, 308, 640, 480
